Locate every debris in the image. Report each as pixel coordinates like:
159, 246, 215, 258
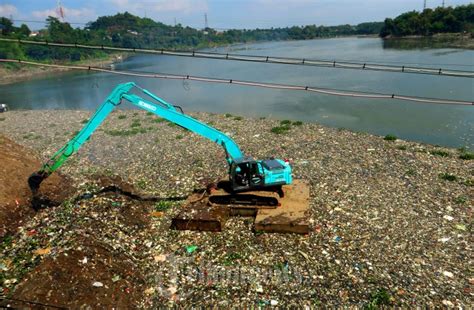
443, 271, 454, 278
186, 245, 198, 254
443, 215, 454, 221
112, 275, 120, 282
92, 281, 104, 287
454, 224, 466, 231
33, 247, 51, 255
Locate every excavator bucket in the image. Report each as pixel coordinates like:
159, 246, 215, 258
28, 172, 48, 195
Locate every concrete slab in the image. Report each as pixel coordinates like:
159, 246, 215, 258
254, 180, 310, 234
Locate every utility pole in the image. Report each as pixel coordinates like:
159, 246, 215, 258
174, 17, 177, 27
423, 0, 427, 10
204, 13, 208, 29
442, 0, 445, 7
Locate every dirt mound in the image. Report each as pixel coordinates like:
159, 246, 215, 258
0, 135, 73, 237
10, 237, 146, 309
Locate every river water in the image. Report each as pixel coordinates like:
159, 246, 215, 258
1, 37, 473, 148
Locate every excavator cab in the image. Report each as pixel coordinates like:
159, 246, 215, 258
230, 157, 264, 192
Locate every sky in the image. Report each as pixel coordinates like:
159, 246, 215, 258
1, 0, 472, 30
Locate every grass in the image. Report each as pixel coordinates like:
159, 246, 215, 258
396, 145, 407, 150
81, 119, 89, 124
364, 289, 391, 309
454, 196, 467, 204
280, 120, 292, 125
133, 112, 139, 117
131, 120, 141, 128
118, 115, 127, 120
152, 117, 165, 123
222, 252, 243, 266
293, 121, 303, 126
259, 117, 266, 120
405, 168, 416, 176
271, 125, 291, 134
383, 134, 397, 141
439, 173, 457, 182
155, 200, 175, 212
146, 111, 153, 116
0, 117, 5, 121
233, 116, 243, 121
459, 152, 474, 160
176, 134, 184, 140
106, 128, 147, 136
225, 113, 233, 118
464, 179, 474, 187
431, 150, 449, 157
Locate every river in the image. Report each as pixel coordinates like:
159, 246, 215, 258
1, 37, 473, 148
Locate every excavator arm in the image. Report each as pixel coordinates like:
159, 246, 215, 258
28, 82, 245, 194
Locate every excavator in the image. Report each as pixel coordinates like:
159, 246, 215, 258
28, 82, 292, 206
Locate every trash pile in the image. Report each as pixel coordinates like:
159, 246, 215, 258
0, 111, 472, 307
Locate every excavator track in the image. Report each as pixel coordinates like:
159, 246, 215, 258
208, 180, 282, 207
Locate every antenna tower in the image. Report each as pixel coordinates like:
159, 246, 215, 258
56, 0, 65, 21
442, 0, 445, 7
423, 0, 427, 10
204, 13, 208, 29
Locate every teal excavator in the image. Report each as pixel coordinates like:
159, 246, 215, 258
29, 82, 292, 206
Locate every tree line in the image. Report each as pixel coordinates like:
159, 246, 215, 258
380, 4, 473, 37
0, 12, 383, 63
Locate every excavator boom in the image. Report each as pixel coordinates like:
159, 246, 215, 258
29, 82, 292, 196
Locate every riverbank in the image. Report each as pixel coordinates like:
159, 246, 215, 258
0, 110, 472, 307
0, 53, 128, 85
383, 33, 474, 49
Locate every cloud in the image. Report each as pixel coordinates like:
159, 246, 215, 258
109, 0, 208, 14
0, 4, 17, 16
32, 6, 96, 22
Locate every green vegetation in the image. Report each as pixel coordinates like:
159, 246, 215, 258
384, 134, 397, 141
176, 134, 184, 140
225, 113, 233, 118
106, 128, 147, 136
223, 252, 243, 266
271, 125, 291, 134
146, 111, 153, 116
118, 115, 127, 119
396, 145, 407, 150
81, 119, 89, 124
152, 117, 165, 123
293, 121, 303, 126
280, 120, 292, 125
233, 116, 243, 121
431, 149, 450, 157
454, 196, 467, 204
131, 120, 141, 128
459, 151, 474, 160
155, 200, 175, 212
380, 4, 474, 37
365, 289, 391, 309
439, 173, 457, 182
0, 117, 5, 121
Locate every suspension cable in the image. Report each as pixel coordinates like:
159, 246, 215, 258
1, 58, 472, 106
1, 38, 473, 78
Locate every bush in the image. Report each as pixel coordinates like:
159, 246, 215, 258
384, 134, 397, 141
431, 150, 449, 157
271, 125, 291, 134
439, 173, 457, 182
459, 152, 473, 160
